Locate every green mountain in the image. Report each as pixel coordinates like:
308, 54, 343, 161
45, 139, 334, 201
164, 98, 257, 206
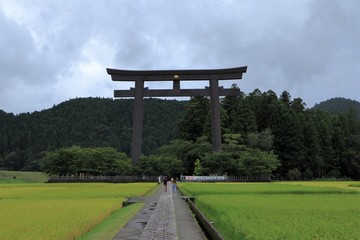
0, 97, 186, 171
313, 97, 360, 118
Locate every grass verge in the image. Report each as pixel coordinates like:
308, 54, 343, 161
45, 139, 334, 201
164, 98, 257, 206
79, 203, 144, 240
79, 184, 160, 239
0, 170, 47, 183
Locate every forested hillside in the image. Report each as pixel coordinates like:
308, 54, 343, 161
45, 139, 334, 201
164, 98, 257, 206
2, 92, 360, 180
313, 97, 360, 119
0, 98, 186, 171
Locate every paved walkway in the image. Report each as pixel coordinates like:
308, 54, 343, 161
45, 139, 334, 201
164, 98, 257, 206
113, 183, 206, 240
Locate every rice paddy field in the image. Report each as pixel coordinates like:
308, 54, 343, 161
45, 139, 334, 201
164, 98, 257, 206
0, 182, 157, 240
179, 181, 360, 240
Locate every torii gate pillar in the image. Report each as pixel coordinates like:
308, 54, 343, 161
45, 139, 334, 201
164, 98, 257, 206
107, 67, 247, 165
210, 78, 222, 152
132, 79, 145, 164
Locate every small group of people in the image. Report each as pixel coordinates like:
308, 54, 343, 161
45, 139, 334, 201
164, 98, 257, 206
162, 176, 177, 192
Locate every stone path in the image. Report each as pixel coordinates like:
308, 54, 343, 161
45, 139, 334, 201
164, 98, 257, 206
113, 183, 206, 240
139, 187, 177, 240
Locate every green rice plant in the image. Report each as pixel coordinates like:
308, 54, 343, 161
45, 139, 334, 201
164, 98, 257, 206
349, 183, 360, 188
277, 181, 360, 192
0, 198, 122, 240
196, 194, 360, 240
0, 183, 155, 200
179, 182, 357, 196
179, 182, 360, 240
0, 183, 156, 240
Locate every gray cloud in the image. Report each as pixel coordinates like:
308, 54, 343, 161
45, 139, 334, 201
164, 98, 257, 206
0, 8, 48, 88
0, 0, 359, 113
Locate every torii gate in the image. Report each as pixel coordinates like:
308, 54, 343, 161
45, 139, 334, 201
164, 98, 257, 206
107, 66, 247, 165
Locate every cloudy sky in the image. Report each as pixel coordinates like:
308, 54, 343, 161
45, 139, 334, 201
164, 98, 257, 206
0, 0, 359, 114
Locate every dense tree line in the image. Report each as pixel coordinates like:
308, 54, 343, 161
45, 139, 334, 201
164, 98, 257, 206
0, 97, 186, 171
153, 89, 360, 180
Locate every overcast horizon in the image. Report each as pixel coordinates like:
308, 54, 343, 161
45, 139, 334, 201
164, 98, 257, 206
1, 0, 359, 114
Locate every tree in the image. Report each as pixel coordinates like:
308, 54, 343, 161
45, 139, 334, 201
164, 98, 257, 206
136, 155, 183, 177
177, 96, 210, 141
237, 148, 279, 176
280, 91, 291, 106
201, 151, 238, 175
159, 137, 212, 175
331, 116, 345, 176
245, 128, 274, 151
287, 168, 302, 181
313, 110, 333, 177
272, 103, 305, 177
264, 91, 281, 130
222, 87, 244, 132
193, 159, 203, 175
40, 146, 131, 176
291, 98, 306, 112
302, 112, 322, 179
222, 93, 257, 135
203, 107, 230, 140
199, 134, 280, 176
41, 146, 82, 176
2, 152, 22, 171
90, 147, 131, 175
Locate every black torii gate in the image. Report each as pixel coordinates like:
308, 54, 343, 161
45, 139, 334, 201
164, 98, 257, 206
107, 66, 247, 165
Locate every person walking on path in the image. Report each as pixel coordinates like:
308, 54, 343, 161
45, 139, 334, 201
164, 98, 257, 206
163, 176, 169, 192
171, 178, 177, 192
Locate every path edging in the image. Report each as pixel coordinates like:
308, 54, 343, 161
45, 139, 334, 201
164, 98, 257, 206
178, 188, 225, 240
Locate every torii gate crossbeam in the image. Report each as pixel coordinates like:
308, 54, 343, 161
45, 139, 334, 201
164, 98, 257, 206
107, 66, 247, 165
